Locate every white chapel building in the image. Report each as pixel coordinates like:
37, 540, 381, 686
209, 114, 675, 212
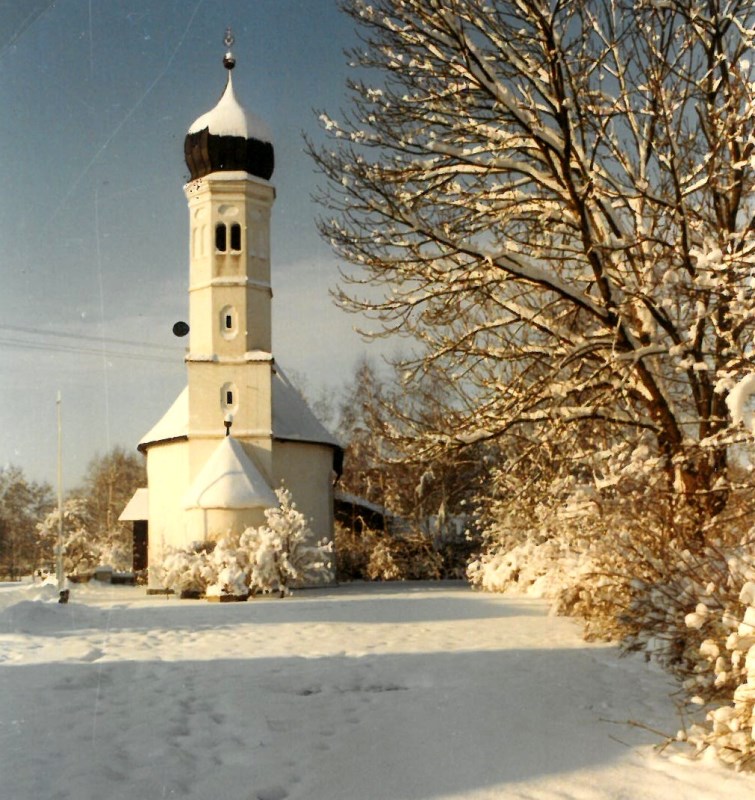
122, 39, 342, 588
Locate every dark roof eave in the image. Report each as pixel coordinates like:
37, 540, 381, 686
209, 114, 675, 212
137, 434, 189, 454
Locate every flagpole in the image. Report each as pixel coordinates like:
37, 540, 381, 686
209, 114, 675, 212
56, 391, 67, 602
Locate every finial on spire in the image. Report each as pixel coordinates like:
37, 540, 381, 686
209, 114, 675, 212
223, 27, 236, 70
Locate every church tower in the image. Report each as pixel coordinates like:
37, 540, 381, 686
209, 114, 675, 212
129, 32, 341, 587
182, 32, 276, 483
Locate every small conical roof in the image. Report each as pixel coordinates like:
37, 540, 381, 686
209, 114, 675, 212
183, 436, 277, 510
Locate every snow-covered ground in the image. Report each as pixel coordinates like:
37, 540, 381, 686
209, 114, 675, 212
0, 580, 752, 799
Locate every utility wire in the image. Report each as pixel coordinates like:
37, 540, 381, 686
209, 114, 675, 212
0, 336, 180, 364
0, 323, 178, 352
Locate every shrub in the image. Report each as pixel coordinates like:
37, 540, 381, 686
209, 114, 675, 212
469, 447, 755, 769
159, 488, 333, 598
160, 542, 215, 595
390, 532, 444, 580
205, 539, 249, 598
335, 522, 447, 582
684, 569, 755, 769
241, 486, 333, 596
366, 540, 402, 581
333, 522, 375, 581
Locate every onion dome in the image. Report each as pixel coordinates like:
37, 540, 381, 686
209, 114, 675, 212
184, 29, 274, 181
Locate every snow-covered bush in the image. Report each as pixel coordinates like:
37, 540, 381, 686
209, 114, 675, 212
470, 430, 755, 770
241, 486, 333, 596
468, 536, 591, 601
204, 538, 249, 598
683, 566, 755, 769
467, 463, 601, 604
99, 539, 132, 572
657, 376, 755, 766
157, 487, 332, 598
473, 478, 751, 667
159, 542, 216, 595
37, 495, 134, 576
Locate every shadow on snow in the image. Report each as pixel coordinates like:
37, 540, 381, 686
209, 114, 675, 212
0, 648, 676, 799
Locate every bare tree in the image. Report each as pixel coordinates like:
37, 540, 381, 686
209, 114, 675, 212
311, 0, 755, 540
74, 446, 146, 569
77, 447, 145, 536
338, 358, 491, 534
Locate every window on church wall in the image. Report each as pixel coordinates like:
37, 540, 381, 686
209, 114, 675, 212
220, 306, 237, 339
221, 382, 238, 413
215, 223, 227, 252
230, 223, 242, 252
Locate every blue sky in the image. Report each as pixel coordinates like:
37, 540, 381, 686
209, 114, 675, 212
0, 0, 385, 488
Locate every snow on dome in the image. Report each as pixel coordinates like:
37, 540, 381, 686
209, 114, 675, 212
188, 73, 272, 143
183, 436, 277, 510
184, 70, 275, 181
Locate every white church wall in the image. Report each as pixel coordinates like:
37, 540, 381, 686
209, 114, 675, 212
273, 439, 335, 541
146, 439, 190, 589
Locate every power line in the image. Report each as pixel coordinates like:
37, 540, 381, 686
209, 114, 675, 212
0, 323, 178, 352
0, 336, 180, 364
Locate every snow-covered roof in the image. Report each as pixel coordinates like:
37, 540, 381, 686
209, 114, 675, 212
334, 490, 392, 518
139, 370, 341, 451
118, 488, 149, 521
138, 387, 189, 451
188, 72, 272, 143
183, 436, 277, 510
272, 368, 342, 449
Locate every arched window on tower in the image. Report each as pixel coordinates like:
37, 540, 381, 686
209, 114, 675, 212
215, 223, 227, 252
230, 223, 242, 252
220, 305, 237, 339
221, 382, 238, 413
